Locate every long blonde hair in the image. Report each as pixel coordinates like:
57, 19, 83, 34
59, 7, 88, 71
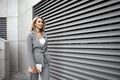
30, 16, 46, 32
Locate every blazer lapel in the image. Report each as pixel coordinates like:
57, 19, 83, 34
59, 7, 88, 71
42, 32, 47, 47
32, 31, 47, 47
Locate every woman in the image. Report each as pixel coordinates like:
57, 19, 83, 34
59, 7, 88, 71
26, 16, 50, 80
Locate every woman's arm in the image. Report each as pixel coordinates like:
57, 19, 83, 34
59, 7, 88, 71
26, 33, 36, 69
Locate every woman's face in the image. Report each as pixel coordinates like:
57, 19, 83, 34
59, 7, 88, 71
35, 18, 44, 30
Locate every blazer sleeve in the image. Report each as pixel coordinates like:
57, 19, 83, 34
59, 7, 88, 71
26, 33, 36, 68
44, 32, 50, 63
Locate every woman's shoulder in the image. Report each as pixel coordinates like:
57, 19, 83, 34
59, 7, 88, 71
27, 31, 35, 38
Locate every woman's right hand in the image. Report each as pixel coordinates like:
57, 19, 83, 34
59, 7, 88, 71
31, 67, 39, 74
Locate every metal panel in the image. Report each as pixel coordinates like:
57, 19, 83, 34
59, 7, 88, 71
0, 17, 7, 40
33, 0, 120, 80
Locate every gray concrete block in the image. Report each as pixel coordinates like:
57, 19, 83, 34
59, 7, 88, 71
0, 60, 5, 80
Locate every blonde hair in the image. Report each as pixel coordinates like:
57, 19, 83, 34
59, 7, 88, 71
30, 16, 46, 32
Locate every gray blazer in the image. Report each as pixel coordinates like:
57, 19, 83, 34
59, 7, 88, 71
26, 31, 50, 68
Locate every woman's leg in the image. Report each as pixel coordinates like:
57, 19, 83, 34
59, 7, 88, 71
30, 73, 39, 80
40, 65, 49, 80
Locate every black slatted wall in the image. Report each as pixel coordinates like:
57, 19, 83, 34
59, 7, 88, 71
0, 17, 7, 40
33, 0, 120, 80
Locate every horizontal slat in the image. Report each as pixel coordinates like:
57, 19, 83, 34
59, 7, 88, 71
44, 0, 103, 20
49, 51, 120, 62
46, 4, 120, 25
49, 43, 120, 49
0, 26, 6, 28
47, 24, 120, 35
33, 0, 48, 10
50, 73, 72, 80
48, 37, 120, 43
34, 0, 53, 11
50, 68, 87, 80
48, 49, 120, 56
37, 0, 68, 15
0, 31, 6, 32
46, 17, 120, 31
0, 34, 6, 35
51, 60, 120, 76
45, 0, 120, 22
50, 62, 120, 80
34, 0, 58, 16
33, 0, 52, 12
0, 22, 6, 23
0, 25, 6, 26
0, 19, 6, 21
50, 66, 101, 80
43, 0, 88, 18
48, 30, 120, 40
50, 54, 120, 69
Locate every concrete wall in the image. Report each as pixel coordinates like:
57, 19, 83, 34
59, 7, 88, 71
0, 0, 42, 76
18, 0, 41, 75
0, 0, 7, 17
7, 0, 18, 73
0, 38, 9, 80
0, 0, 18, 73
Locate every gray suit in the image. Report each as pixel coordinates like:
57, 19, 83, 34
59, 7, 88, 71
26, 31, 50, 80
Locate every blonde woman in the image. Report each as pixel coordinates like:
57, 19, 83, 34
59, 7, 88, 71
26, 16, 50, 80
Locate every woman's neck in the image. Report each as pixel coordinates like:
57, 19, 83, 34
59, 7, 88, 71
35, 28, 42, 33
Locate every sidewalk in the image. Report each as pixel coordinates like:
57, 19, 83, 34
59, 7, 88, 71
10, 72, 29, 80
9, 72, 52, 80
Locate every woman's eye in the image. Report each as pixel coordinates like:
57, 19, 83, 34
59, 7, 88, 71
38, 21, 43, 23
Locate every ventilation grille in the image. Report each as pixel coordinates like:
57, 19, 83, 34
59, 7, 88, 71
0, 17, 7, 40
33, 0, 120, 80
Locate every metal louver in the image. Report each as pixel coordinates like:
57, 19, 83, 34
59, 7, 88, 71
0, 17, 7, 40
33, 0, 120, 80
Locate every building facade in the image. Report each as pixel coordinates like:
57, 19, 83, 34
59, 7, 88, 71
0, 0, 120, 80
